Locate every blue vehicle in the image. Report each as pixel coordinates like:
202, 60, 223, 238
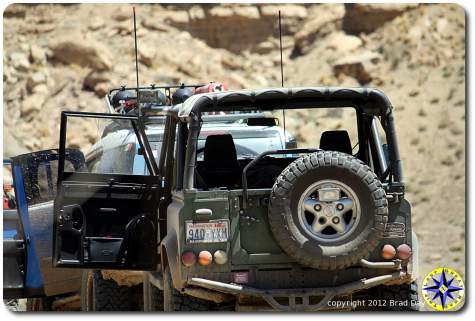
3, 152, 84, 310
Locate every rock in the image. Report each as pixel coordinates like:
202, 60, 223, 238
29, 45, 46, 65
232, 6, 260, 20
142, 17, 171, 32
93, 83, 109, 97
254, 41, 276, 54
208, 6, 234, 18
48, 33, 112, 71
189, 6, 205, 20
10, 52, 30, 71
83, 71, 110, 90
4, 4, 26, 18
20, 93, 47, 117
164, 11, 189, 26
26, 72, 47, 92
343, 4, 418, 34
260, 4, 307, 19
293, 4, 345, 55
333, 51, 382, 85
88, 17, 105, 31
138, 46, 156, 67
326, 32, 362, 52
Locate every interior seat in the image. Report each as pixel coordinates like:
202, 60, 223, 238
202, 134, 241, 189
319, 130, 352, 155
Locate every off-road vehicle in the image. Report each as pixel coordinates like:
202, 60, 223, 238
47, 86, 418, 312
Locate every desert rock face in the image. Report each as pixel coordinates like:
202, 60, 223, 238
3, 3, 465, 298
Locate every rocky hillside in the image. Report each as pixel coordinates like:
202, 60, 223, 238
3, 3, 466, 292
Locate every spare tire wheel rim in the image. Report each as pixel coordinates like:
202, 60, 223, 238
297, 179, 361, 243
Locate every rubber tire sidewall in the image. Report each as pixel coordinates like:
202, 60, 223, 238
269, 151, 388, 270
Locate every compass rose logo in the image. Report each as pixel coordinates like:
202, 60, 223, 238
422, 267, 464, 311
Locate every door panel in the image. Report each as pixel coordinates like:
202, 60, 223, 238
54, 112, 160, 270
8, 150, 85, 297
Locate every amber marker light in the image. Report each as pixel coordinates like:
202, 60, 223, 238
181, 251, 196, 267
198, 250, 213, 266
397, 244, 412, 260
381, 244, 396, 260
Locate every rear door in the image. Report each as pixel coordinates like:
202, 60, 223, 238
53, 111, 160, 270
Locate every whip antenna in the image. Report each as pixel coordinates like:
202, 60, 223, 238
278, 10, 287, 146
133, 6, 140, 116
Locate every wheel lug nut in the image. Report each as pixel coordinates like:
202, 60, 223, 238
314, 204, 322, 211
336, 203, 344, 211
332, 217, 340, 224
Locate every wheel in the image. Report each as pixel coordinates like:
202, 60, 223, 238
26, 297, 52, 311
359, 282, 420, 311
143, 272, 164, 311
81, 270, 136, 311
163, 266, 209, 311
268, 151, 388, 270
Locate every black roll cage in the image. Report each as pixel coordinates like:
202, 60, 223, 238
160, 87, 403, 191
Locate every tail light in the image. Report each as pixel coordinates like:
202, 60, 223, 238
213, 250, 228, 265
397, 244, 412, 260
198, 250, 213, 266
381, 244, 396, 260
181, 251, 196, 267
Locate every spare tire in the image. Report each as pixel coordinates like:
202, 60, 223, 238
268, 151, 388, 270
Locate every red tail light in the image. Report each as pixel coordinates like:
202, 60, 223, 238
397, 244, 412, 260
181, 251, 196, 267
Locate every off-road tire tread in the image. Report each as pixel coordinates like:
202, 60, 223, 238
269, 151, 388, 270
92, 271, 133, 311
163, 267, 209, 312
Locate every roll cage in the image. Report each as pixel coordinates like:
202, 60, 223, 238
158, 87, 403, 195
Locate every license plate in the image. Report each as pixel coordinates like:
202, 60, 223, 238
186, 220, 229, 243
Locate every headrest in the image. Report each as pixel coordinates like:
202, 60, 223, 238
319, 130, 352, 155
204, 134, 238, 168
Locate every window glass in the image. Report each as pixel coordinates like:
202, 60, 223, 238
65, 115, 153, 175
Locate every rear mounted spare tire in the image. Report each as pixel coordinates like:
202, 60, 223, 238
268, 151, 388, 270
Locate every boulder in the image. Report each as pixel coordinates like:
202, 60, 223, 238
326, 32, 362, 52
10, 52, 30, 71
48, 33, 112, 71
29, 45, 47, 65
138, 46, 156, 67
20, 93, 47, 117
260, 4, 307, 19
26, 71, 47, 92
293, 4, 345, 55
332, 51, 382, 85
343, 4, 419, 35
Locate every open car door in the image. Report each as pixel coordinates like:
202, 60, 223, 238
53, 111, 160, 270
4, 150, 85, 299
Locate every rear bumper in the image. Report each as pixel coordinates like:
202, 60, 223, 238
188, 271, 408, 311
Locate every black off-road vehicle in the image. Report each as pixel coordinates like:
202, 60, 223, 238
49, 87, 418, 311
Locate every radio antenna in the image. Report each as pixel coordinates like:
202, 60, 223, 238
133, 6, 140, 116
278, 10, 287, 146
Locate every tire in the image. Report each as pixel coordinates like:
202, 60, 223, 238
163, 266, 209, 312
81, 270, 135, 311
364, 282, 420, 311
143, 272, 164, 311
26, 297, 52, 311
268, 151, 388, 270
